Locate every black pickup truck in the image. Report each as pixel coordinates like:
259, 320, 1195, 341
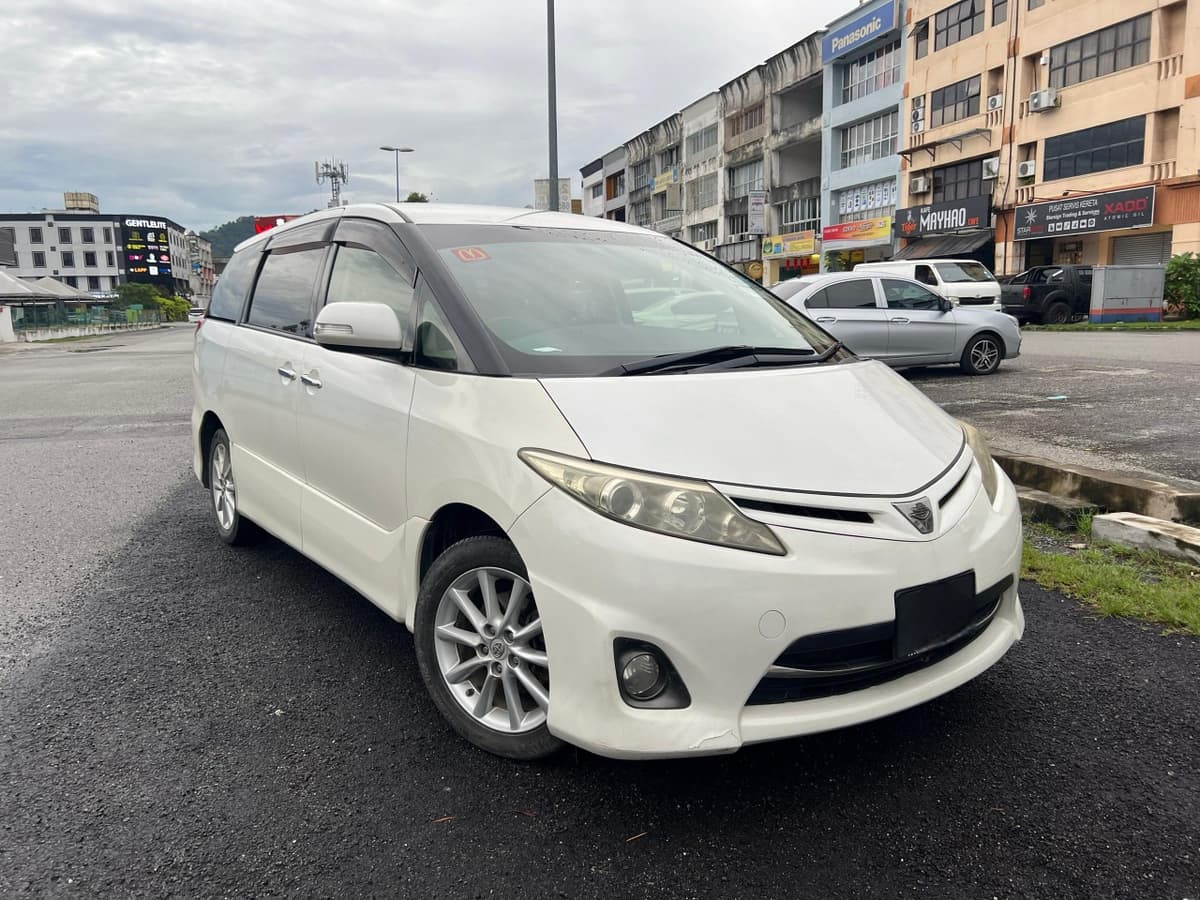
1000, 265, 1093, 324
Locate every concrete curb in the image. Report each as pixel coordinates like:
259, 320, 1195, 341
994, 450, 1200, 526
1015, 487, 1097, 530
1092, 513, 1200, 565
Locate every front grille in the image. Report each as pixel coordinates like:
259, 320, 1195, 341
959, 298, 995, 305
731, 497, 873, 524
939, 469, 970, 508
746, 574, 1012, 706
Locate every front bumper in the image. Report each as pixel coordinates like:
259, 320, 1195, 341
508, 462, 1024, 759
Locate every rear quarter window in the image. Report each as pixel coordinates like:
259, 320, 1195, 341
208, 248, 261, 321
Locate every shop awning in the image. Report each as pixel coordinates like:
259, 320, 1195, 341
893, 231, 992, 260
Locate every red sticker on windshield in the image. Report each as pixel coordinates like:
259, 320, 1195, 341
451, 247, 490, 262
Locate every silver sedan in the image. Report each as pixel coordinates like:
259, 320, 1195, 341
771, 272, 1022, 376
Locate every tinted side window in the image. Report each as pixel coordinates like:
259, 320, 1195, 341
882, 278, 942, 310
208, 248, 261, 321
247, 248, 325, 336
914, 264, 938, 286
1077, 267, 1093, 283
327, 246, 415, 321
824, 280, 878, 309
805, 289, 828, 309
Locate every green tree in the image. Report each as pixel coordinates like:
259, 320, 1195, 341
405, 192, 429, 203
199, 215, 256, 258
823, 251, 850, 272
114, 282, 163, 309
1164, 252, 1200, 319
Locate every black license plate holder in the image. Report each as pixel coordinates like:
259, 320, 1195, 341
894, 571, 977, 659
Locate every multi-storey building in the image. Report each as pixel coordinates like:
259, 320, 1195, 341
580, 158, 606, 217
715, 66, 771, 278
680, 93, 724, 251
624, 114, 683, 236
602, 148, 628, 221
187, 231, 215, 307
820, 0, 906, 272
0, 193, 192, 297
899, 0, 1199, 274
762, 34, 825, 284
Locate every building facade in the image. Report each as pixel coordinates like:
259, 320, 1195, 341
580, 158, 606, 217
680, 93, 724, 251
187, 231, 215, 306
900, 0, 1199, 274
602, 147, 628, 221
820, 0, 906, 271
0, 198, 191, 297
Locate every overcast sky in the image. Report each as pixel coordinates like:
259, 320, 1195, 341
2, 0, 857, 231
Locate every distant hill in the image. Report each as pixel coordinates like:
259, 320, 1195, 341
200, 216, 255, 258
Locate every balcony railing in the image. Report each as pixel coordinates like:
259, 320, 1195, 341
653, 212, 683, 234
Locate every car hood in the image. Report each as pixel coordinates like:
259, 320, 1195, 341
538, 359, 965, 497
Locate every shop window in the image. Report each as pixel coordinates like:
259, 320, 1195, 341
1043, 116, 1145, 181
930, 75, 982, 128
934, 0, 984, 52
932, 158, 988, 203
1049, 15, 1150, 89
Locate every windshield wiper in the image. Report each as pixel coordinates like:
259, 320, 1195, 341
602, 344, 830, 377
690, 340, 845, 373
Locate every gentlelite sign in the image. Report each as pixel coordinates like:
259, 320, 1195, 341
1014, 186, 1155, 241
895, 197, 991, 238
823, 1, 897, 61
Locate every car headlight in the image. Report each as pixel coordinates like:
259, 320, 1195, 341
519, 449, 786, 556
961, 422, 999, 504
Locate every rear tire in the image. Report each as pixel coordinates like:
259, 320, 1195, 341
208, 429, 260, 546
960, 333, 1003, 376
414, 536, 562, 761
1043, 302, 1072, 325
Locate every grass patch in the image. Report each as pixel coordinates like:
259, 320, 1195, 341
1024, 319, 1200, 332
1022, 529, 1200, 635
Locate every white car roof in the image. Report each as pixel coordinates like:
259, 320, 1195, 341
235, 202, 647, 253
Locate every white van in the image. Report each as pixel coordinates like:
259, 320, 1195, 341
854, 260, 1002, 311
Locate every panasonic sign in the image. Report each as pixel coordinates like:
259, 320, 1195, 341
823, 1, 897, 62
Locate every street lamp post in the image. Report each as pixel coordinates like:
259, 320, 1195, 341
379, 146, 414, 202
546, 0, 559, 213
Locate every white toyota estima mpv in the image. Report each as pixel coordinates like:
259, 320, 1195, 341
193, 203, 1024, 760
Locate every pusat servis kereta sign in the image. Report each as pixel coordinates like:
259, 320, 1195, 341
823, 0, 897, 62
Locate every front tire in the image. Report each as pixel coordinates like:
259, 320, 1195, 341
960, 333, 1003, 376
414, 536, 562, 760
208, 428, 260, 546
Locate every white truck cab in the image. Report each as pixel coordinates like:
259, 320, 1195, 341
854, 259, 1002, 312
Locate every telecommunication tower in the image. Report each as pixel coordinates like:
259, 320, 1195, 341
315, 159, 350, 208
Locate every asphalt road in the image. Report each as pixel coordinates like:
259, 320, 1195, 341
910, 330, 1200, 486
2, 326, 1198, 898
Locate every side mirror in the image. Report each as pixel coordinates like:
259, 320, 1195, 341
939, 297, 954, 313
314, 301, 404, 352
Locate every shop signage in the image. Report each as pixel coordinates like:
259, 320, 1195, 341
762, 231, 817, 258
822, 217, 892, 244
747, 190, 767, 234
652, 166, 679, 192
823, 1, 896, 62
894, 196, 991, 238
1013, 185, 1155, 241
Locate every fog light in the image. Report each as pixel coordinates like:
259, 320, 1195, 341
621, 652, 665, 700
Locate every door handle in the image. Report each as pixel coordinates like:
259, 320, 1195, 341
815, 316, 837, 323
889, 317, 911, 324
277, 366, 297, 381
300, 372, 323, 389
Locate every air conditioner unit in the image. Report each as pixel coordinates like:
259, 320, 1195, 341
734, 232, 753, 243
910, 175, 931, 194
911, 106, 926, 124
1029, 88, 1060, 112
700, 239, 715, 251
912, 95, 925, 110
987, 93, 1004, 111
1018, 160, 1037, 178
912, 120, 925, 135
982, 157, 1001, 179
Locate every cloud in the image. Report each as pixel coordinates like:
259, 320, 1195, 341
1, 0, 858, 229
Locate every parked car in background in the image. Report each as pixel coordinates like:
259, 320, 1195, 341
772, 272, 1021, 376
854, 260, 1002, 312
192, 203, 1024, 760
187, 307, 205, 323
1000, 265, 1093, 324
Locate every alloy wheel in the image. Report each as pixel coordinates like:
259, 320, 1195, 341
211, 442, 237, 531
433, 567, 549, 734
970, 339, 1000, 373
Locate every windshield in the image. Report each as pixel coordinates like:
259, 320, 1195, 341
424, 225, 841, 376
935, 262, 995, 283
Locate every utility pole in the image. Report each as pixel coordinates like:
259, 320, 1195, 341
546, 0, 560, 213
379, 146, 414, 202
